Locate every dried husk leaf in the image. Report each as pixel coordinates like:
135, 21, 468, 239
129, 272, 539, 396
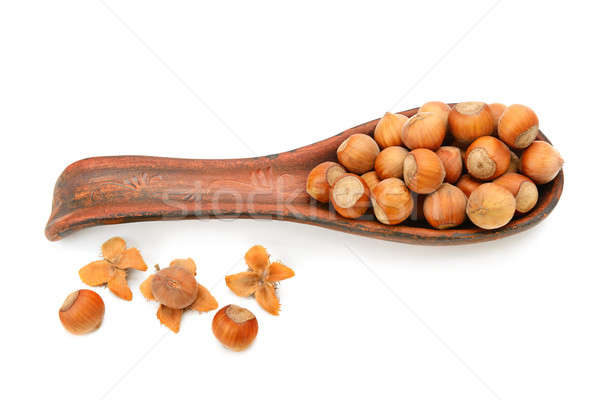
102, 237, 126, 263
255, 282, 280, 315
187, 284, 218, 312
169, 258, 196, 276
157, 305, 183, 333
117, 248, 147, 271
225, 271, 260, 297
139, 274, 155, 301
79, 260, 114, 286
267, 262, 295, 282
107, 269, 132, 301
244, 245, 269, 273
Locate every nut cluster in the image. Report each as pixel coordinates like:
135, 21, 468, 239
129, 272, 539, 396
306, 101, 563, 230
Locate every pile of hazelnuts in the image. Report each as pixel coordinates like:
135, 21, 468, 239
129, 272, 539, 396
306, 102, 564, 230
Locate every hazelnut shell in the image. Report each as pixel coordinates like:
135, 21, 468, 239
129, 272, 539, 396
59, 289, 105, 335
212, 305, 258, 351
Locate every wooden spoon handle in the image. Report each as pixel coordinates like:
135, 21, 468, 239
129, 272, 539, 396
45, 153, 318, 241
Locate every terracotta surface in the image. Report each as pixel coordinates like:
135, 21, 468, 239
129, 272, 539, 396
45, 106, 563, 245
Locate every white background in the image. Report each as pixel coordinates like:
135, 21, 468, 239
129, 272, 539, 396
1, 1, 598, 399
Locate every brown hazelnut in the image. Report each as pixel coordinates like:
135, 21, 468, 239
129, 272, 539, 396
520, 140, 563, 184
448, 102, 494, 144
466, 183, 516, 229
370, 178, 414, 225
330, 173, 371, 219
423, 183, 467, 229
306, 161, 346, 203
435, 146, 462, 184
465, 136, 511, 180
456, 174, 482, 198
374, 146, 409, 179
494, 173, 538, 213
409, 191, 427, 222
59, 289, 105, 335
151, 266, 199, 309
498, 104, 539, 149
488, 102, 507, 133
506, 150, 520, 174
403, 148, 446, 194
374, 112, 408, 148
337, 134, 380, 174
212, 305, 258, 351
361, 171, 381, 191
419, 101, 451, 122
401, 112, 446, 150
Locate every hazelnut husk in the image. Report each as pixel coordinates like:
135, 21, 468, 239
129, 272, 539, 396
374, 112, 408, 148
466, 183, 516, 229
306, 161, 346, 203
337, 134, 380, 174
151, 266, 199, 309
419, 101, 451, 123
494, 173, 538, 213
403, 149, 446, 194
212, 305, 259, 351
423, 183, 467, 229
225, 246, 294, 316
140, 259, 218, 333
520, 140, 564, 184
456, 174, 482, 198
78, 237, 148, 301
498, 104, 539, 149
401, 112, 446, 150
448, 102, 494, 145
374, 146, 409, 179
361, 171, 381, 191
59, 289, 105, 335
436, 146, 462, 184
465, 136, 511, 180
330, 173, 371, 219
370, 178, 414, 225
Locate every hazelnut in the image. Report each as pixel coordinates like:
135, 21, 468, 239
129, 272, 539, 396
494, 173, 538, 213
337, 134, 380, 174
370, 178, 414, 225
330, 173, 371, 219
59, 289, 105, 335
151, 266, 199, 309
374, 146, 409, 179
498, 104, 539, 149
374, 112, 408, 148
466, 183, 516, 229
435, 146, 462, 184
423, 183, 467, 229
306, 161, 346, 203
400, 112, 446, 150
361, 171, 381, 191
409, 191, 427, 222
465, 136, 511, 180
212, 305, 258, 351
419, 101, 451, 122
456, 174, 482, 198
506, 150, 520, 174
403, 149, 446, 194
520, 141, 563, 184
448, 102, 494, 144
488, 102, 507, 132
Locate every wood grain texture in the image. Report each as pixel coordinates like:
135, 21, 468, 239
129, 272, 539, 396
45, 106, 563, 245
